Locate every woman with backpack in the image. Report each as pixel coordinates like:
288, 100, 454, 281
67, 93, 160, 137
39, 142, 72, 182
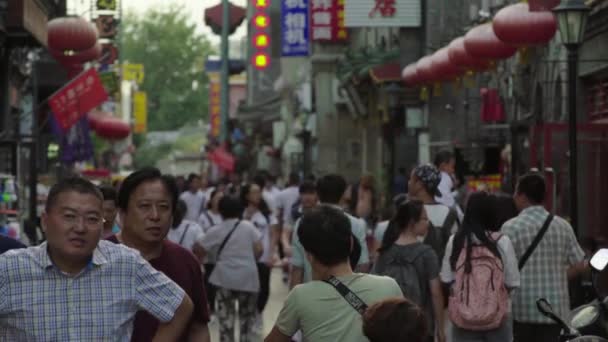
241, 182, 280, 321
440, 192, 520, 341
373, 199, 445, 342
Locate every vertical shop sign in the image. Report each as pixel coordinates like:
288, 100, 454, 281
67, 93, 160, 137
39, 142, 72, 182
209, 74, 221, 137
282, 0, 310, 56
310, 0, 347, 42
133, 91, 147, 133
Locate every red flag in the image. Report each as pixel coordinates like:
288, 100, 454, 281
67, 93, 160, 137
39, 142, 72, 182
208, 147, 235, 172
49, 68, 108, 132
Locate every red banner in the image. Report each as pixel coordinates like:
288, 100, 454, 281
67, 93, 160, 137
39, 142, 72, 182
49, 68, 108, 132
209, 75, 221, 137
311, 0, 348, 42
208, 147, 235, 172
528, 0, 560, 11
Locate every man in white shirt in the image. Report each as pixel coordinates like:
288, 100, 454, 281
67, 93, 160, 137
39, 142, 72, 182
275, 173, 301, 230
179, 174, 205, 222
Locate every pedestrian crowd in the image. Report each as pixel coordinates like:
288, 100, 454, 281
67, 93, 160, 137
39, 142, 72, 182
0, 149, 593, 342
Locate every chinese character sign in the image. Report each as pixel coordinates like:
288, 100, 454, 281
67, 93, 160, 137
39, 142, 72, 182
209, 73, 221, 137
282, 0, 310, 56
133, 91, 147, 133
311, 0, 348, 42
344, 0, 421, 27
49, 68, 109, 132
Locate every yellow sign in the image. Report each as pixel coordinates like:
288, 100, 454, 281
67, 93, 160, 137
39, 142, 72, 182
123, 64, 144, 84
133, 91, 147, 133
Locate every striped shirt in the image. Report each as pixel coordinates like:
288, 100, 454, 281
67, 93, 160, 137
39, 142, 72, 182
0, 240, 185, 341
502, 206, 584, 323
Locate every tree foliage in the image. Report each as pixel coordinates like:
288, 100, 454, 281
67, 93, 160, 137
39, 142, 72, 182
120, 5, 215, 131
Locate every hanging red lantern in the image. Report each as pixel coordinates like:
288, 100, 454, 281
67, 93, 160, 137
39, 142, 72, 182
50, 42, 102, 66
402, 64, 419, 86
464, 23, 518, 60
448, 37, 491, 71
493, 3, 557, 46
416, 56, 435, 85
48, 17, 98, 52
93, 116, 131, 140
431, 47, 461, 81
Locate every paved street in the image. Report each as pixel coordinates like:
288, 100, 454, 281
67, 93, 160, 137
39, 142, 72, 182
209, 268, 290, 341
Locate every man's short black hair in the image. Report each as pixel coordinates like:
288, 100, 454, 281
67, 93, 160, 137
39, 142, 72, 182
316, 174, 347, 204
299, 181, 316, 195
288, 172, 300, 186
516, 173, 546, 204
98, 186, 117, 204
434, 150, 454, 167
298, 205, 352, 266
218, 195, 243, 219
187, 173, 201, 184
46, 177, 103, 212
117, 167, 179, 213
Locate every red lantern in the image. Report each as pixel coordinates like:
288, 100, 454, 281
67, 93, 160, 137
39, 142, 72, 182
464, 23, 518, 60
416, 56, 435, 85
401, 64, 419, 86
431, 48, 461, 81
448, 37, 491, 71
93, 116, 131, 140
493, 3, 557, 46
50, 42, 102, 66
48, 17, 98, 52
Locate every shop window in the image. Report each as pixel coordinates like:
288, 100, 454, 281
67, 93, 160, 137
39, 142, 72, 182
587, 79, 608, 121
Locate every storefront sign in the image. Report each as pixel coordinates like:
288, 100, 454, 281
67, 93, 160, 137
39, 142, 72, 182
97, 0, 118, 11
7, 0, 48, 46
99, 71, 119, 94
345, 0, 421, 27
281, 0, 310, 56
95, 15, 118, 38
311, 0, 348, 42
122, 63, 144, 84
209, 73, 221, 138
133, 91, 147, 133
50, 115, 94, 164
49, 68, 109, 132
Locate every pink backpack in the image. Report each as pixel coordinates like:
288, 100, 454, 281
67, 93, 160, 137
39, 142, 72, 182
448, 233, 508, 331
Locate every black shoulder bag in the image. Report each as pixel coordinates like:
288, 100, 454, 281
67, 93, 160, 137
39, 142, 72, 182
518, 214, 554, 270
216, 220, 241, 260
323, 275, 368, 315
178, 223, 191, 245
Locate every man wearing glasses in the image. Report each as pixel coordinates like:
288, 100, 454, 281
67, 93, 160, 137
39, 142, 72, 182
0, 177, 193, 341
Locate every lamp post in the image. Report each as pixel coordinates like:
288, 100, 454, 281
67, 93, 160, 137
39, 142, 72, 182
553, 0, 590, 234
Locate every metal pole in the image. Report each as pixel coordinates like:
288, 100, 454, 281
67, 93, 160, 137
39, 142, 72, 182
220, 0, 230, 143
567, 47, 579, 234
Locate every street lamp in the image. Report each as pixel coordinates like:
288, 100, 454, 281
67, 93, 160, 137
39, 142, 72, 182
553, 0, 590, 234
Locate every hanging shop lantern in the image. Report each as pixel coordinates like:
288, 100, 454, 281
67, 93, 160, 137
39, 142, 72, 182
401, 64, 419, 86
93, 116, 131, 140
447, 37, 491, 71
431, 47, 462, 81
493, 3, 557, 46
48, 17, 98, 52
464, 23, 518, 60
50, 42, 102, 66
416, 56, 435, 85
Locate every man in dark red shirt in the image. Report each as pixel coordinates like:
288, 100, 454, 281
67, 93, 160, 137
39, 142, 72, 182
107, 167, 210, 342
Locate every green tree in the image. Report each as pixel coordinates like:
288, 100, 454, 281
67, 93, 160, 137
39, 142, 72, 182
120, 5, 215, 132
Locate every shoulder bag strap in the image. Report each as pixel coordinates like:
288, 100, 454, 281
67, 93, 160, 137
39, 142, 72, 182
323, 275, 368, 315
216, 220, 241, 260
518, 214, 554, 270
178, 223, 191, 245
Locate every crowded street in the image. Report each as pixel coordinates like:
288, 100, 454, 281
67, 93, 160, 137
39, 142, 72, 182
2, 0, 608, 341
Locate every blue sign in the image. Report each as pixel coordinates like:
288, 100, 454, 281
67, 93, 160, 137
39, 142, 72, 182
50, 114, 94, 164
281, 0, 310, 57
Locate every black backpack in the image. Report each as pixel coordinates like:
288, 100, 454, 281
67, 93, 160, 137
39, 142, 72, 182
423, 206, 458, 262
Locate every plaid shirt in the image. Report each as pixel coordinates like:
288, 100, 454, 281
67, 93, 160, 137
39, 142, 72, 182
502, 206, 584, 323
0, 240, 185, 341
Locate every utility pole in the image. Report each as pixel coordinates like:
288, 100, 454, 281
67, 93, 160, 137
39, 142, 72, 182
220, 0, 230, 143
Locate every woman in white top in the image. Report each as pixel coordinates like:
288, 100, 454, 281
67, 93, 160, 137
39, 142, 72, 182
241, 182, 279, 315
440, 192, 520, 342
167, 199, 205, 253
198, 189, 224, 233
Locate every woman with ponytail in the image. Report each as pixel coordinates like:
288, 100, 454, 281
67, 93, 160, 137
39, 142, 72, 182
440, 192, 520, 341
373, 200, 445, 342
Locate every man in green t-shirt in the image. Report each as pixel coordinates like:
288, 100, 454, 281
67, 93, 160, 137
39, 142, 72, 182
265, 206, 402, 342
